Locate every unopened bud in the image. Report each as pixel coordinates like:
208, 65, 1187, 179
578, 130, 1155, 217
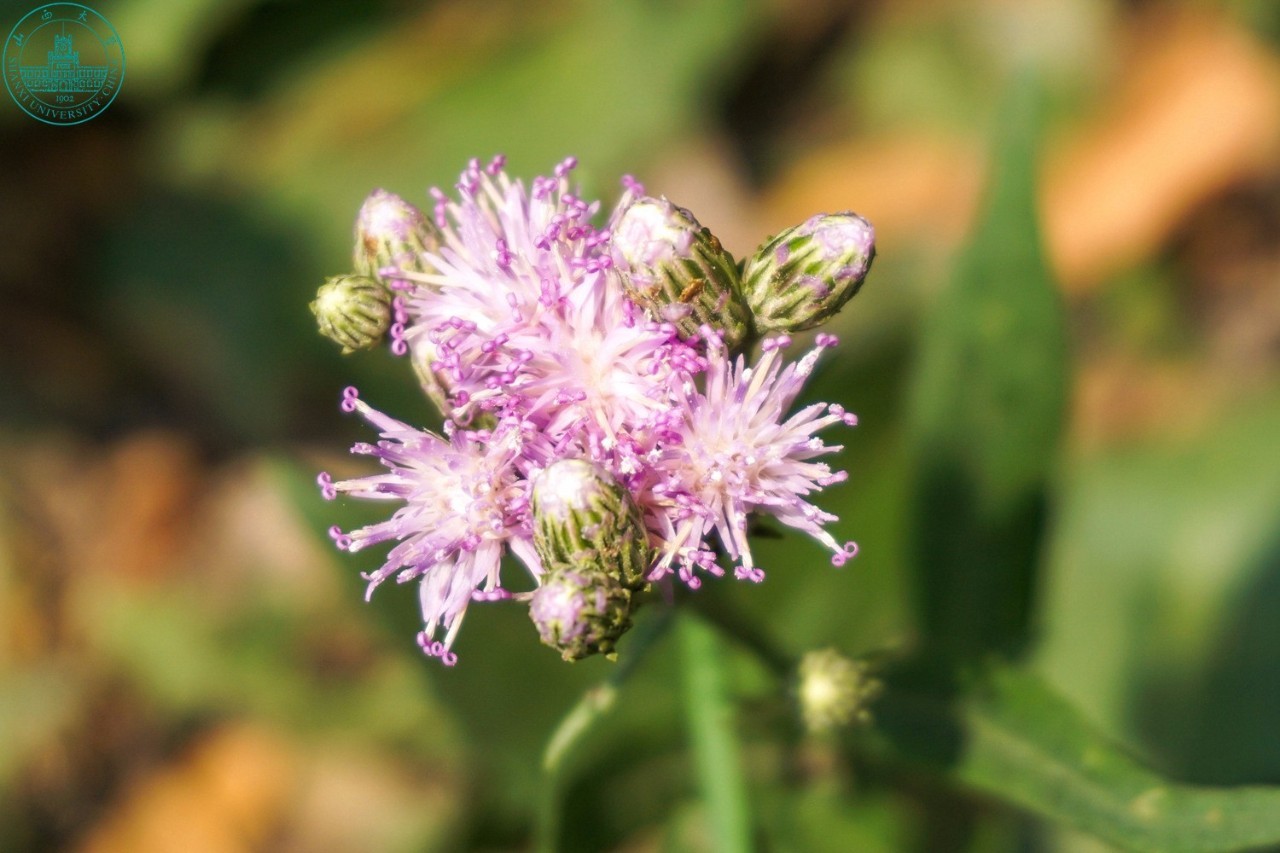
797, 648, 882, 733
532, 459, 651, 590
310, 275, 392, 354
353, 189, 440, 281
611, 196, 751, 349
743, 213, 875, 332
530, 568, 633, 661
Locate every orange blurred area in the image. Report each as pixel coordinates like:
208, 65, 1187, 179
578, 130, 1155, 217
77, 725, 295, 853
1043, 7, 1280, 293
765, 6, 1280, 296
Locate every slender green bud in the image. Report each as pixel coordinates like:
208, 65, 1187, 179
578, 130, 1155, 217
743, 213, 875, 332
532, 459, 651, 590
529, 567, 633, 661
611, 196, 751, 348
310, 274, 392, 354
796, 648, 882, 733
353, 189, 440, 281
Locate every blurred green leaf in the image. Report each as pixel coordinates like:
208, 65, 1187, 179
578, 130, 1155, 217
160, 0, 762, 258
97, 191, 326, 443
906, 70, 1067, 659
0, 666, 83, 786
680, 612, 753, 853
84, 575, 458, 751
1035, 393, 1280, 766
107, 0, 258, 100
870, 663, 1280, 853
1159, 526, 1280, 785
761, 785, 904, 853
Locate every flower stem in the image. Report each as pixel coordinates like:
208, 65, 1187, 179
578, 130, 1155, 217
536, 610, 672, 852
679, 611, 753, 853
688, 593, 795, 679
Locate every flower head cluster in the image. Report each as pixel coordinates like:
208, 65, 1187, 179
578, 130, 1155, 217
314, 155, 872, 663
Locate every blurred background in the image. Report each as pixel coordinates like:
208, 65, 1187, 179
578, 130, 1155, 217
1, 0, 1278, 850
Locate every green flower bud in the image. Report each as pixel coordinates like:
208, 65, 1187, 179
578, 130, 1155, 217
611, 196, 751, 348
310, 275, 392, 354
743, 213, 875, 332
796, 648, 882, 734
353, 189, 440, 281
532, 459, 651, 590
529, 567, 633, 661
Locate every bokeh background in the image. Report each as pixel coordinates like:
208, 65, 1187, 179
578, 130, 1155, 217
1, 0, 1278, 850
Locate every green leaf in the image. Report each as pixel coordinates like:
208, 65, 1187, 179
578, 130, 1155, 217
869, 664, 1280, 852
680, 612, 754, 853
905, 70, 1068, 658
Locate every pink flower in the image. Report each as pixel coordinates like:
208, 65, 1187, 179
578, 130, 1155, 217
319, 156, 867, 663
394, 156, 617, 420
647, 332, 859, 587
318, 388, 543, 663
391, 157, 705, 472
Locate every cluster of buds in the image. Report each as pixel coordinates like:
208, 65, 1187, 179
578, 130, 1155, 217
310, 189, 440, 354
610, 198, 875, 346
529, 460, 650, 660
316, 185, 877, 377
315, 156, 873, 668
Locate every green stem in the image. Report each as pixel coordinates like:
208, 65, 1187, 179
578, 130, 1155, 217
679, 611, 753, 853
536, 611, 672, 852
686, 593, 795, 678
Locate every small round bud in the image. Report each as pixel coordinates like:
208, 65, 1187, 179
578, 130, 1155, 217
532, 459, 651, 590
611, 196, 752, 349
743, 213, 875, 333
310, 274, 392, 354
530, 568, 633, 661
796, 648, 882, 734
353, 189, 440, 281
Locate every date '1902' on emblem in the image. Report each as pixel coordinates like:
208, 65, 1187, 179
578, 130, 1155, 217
4, 3, 124, 125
